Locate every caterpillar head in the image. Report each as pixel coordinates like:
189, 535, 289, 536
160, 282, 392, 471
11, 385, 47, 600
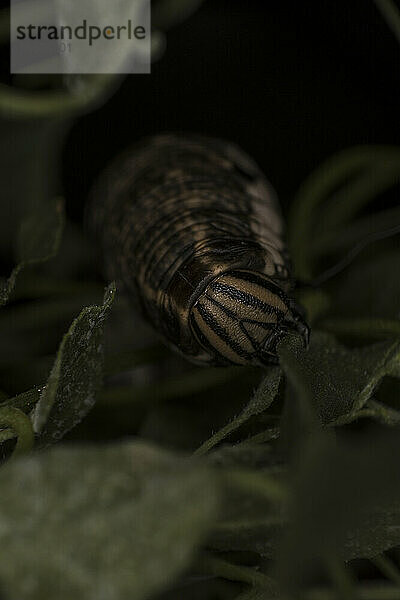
189, 270, 309, 366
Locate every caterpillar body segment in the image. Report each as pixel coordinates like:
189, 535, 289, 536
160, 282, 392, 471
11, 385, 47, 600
89, 133, 309, 366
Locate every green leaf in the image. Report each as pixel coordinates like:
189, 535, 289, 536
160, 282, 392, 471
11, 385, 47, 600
194, 367, 281, 456
0, 441, 219, 600
0, 199, 64, 307
277, 430, 400, 593
0, 282, 115, 446
33, 283, 116, 446
1, 387, 42, 414
277, 331, 400, 425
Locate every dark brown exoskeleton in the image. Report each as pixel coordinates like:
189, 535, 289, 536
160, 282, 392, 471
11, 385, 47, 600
88, 133, 309, 366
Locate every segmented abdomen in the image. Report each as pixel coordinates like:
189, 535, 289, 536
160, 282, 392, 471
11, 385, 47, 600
89, 133, 304, 366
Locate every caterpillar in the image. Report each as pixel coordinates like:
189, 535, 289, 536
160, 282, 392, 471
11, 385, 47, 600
88, 133, 309, 366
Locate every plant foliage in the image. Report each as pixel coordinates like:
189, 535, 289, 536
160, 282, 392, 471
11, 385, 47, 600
0, 2, 399, 599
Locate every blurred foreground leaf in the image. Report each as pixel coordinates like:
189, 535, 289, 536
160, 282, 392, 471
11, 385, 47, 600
374, 0, 400, 46
33, 283, 116, 446
0, 76, 119, 119
0, 441, 218, 600
0, 199, 64, 307
278, 431, 400, 593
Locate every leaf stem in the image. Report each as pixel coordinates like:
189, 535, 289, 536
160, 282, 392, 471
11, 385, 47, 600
199, 553, 278, 592
0, 407, 34, 456
238, 427, 281, 446
0, 76, 118, 119
325, 555, 357, 600
194, 368, 280, 456
372, 553, 400, 586
214, 515, 283, 531
221, 468, 288, 503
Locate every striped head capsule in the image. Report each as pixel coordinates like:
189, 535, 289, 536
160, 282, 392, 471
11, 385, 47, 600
189, 269, 309, 366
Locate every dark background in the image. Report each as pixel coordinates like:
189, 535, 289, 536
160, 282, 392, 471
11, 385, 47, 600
63, 0, 400, 221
